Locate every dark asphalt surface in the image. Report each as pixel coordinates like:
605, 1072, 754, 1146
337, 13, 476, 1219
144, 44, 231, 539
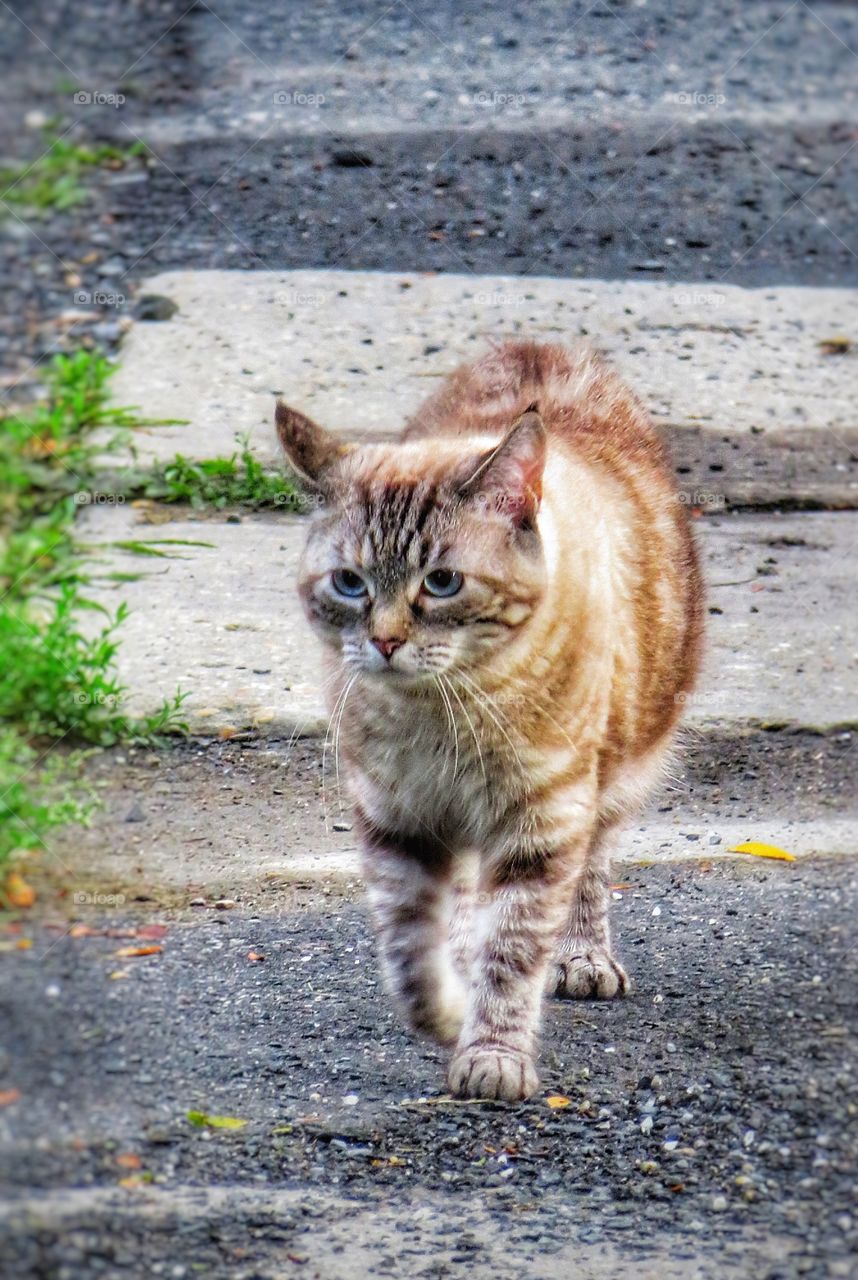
2, 858, 857, 1279
2, 6, 857, 1277
2, 1, 858, 387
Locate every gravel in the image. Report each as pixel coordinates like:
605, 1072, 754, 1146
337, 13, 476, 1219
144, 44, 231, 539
1, 857, 856, 1279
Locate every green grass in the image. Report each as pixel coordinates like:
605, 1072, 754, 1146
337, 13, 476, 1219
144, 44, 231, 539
0, 135, 146, 215
0, 352, 186, 879
137, 444, 305, 511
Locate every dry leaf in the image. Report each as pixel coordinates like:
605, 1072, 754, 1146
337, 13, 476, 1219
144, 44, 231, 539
546, 1095, 571, 1109
246, 951, 265, 963
118, 1173, 153, 1188
109, 970, 129, 980
116, 1153, 142, 1169
0, 1089, 21, 1107
729, 841, 796, 862
187, 1110, 248, 1130
5, 873, 36, 908
818, 336, 851, 355
114, 945, 163, 958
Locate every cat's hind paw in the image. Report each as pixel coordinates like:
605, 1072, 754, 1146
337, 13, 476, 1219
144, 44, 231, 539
554, 948, 630, 1000
448, 1045, 539, 1101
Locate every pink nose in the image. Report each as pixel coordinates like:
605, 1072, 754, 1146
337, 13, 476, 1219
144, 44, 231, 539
371, 636, 404, 660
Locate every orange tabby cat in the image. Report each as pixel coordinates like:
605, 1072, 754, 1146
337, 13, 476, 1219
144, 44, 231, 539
276, 340, 703, 1101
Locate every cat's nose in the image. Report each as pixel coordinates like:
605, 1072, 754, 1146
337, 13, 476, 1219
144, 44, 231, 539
371, 636, 404, 661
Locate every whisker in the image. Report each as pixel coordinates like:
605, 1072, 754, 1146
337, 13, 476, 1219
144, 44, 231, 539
452, 667, 526, 777
443, 674, 489, 791
332, 672, 359, 819
322, 673, 358, 832
435, 672, 460, 781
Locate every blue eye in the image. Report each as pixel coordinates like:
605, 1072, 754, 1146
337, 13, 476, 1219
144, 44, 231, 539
423, 569, 463, 597
332, 568, 368, 598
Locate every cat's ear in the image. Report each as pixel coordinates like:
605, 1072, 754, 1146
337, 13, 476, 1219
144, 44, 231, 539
275, 401, 350, 491
456, 406, 546, 525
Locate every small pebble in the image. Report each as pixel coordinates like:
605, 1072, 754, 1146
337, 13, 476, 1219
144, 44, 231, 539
214, 899, 236, 911
711, 1195, 729, 1212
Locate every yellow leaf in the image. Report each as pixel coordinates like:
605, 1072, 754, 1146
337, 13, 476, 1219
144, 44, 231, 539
729, 841, 796, 862
546, 1095, 571, 1109
186, 1110, 247, 1130
5, 873, 36, 908
114, 945, 163, 958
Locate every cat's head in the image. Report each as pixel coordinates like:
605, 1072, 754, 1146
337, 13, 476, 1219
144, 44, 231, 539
276, 402, 547, 680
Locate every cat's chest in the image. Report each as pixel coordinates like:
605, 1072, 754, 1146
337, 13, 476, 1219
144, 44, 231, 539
343, 695, 519, 842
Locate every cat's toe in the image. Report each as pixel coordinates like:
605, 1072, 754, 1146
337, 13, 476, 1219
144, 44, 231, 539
554, 949, 630, 1000
448, 1045, 539, 1101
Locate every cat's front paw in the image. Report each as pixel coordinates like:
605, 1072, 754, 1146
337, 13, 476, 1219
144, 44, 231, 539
448, 1044, 539, 1101
554, 948, 630, 1000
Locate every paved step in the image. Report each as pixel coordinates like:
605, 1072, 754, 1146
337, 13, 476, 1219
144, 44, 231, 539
0, 1185, 796, 1280
78, 505, 858, 740
107, 0, 858, 143
109, 271, 858, 508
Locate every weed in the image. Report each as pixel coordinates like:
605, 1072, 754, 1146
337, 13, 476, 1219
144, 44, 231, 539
0, 135, 147, 215
138, 444, 305, 510
0, 352, 186, 882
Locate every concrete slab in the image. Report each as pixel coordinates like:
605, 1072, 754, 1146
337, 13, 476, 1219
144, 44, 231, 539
77, 505, 858, 737
110, 271, 858, 509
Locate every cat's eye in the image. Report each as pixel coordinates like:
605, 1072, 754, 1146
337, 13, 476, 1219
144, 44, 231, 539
331, 568, 368, 598
422, 569, 463, 598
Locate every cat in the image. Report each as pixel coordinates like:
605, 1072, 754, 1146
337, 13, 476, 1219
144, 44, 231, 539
275, 340, 703, 1101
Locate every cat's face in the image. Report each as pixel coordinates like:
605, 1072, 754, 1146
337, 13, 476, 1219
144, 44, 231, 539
276, 405, 547, 681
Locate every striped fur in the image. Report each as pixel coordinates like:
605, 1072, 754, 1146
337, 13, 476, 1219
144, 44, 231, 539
276, 341, 703, 1101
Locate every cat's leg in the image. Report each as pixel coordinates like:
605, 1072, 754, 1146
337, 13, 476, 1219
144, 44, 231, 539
448, 851, 478, 981
357, 809, 466, 1046
448, 802, 596, 1101
553, 818, 630, 1000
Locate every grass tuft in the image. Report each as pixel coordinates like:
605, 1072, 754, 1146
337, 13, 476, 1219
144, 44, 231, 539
0, 352, 187, 881
138, 444, 306, 511
0, 136, 147, 215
